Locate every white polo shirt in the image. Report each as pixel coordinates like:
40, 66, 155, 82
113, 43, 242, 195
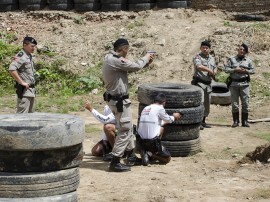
138, 104, 174, 140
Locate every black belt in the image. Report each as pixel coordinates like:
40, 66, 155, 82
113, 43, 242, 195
110, 94, 129, 101
231, 77, 249, 82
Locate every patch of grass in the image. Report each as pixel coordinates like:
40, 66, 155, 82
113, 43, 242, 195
249, 22, 270, 30
250, 79, 270, 98
224, 21, 233, 27
215, 71, 229, 83
73, 16, 84, 24
85, 125, 102, 133
127, 20, 144, 30
253, 59, 260, 67
247, 131, 270, 141
254, 189, 270, 199
262, 72, 270, 79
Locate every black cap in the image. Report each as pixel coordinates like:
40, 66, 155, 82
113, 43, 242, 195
23, 36, 37, 45
241, 43, 248, 53
201, 40, 211, 48
113, 38, 129, 50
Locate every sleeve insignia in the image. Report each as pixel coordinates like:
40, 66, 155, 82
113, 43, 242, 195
17, 51, 24, 57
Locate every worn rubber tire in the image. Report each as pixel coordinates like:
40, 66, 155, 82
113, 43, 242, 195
162, 123, 200, 141
19, 0, 46, 3
0, 0, 18, 4
0, 191, 78, 202
0, 143, 83, 172
48, 3, 74, 10
74, 0, 99, 3
138, 103, 204, 125
101, 3, 127, 11
0, 113, 85, 151
0, 4, 18, 11
138, 83, 202, 108
128, 3, 155, 11
0, 168, 79, 198
101, 0, 127, 3
233, 14, 267, 22
162, 138, 201, 157
157, 1, 187, 8
47, 0, 73, 3
74, 3, 100, 11
211, 82, 231, 105
19, 3, 46, 10
128, 0, 155, 3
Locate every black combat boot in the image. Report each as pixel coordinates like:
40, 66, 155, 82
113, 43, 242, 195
109, 156, 131, 172
125, 149, 141, 166
242, 112, 250, 127
201, 116, 211, 128
232, 112, 239, 128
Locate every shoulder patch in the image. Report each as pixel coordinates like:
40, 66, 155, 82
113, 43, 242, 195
195, 54, 201, 59
17, 51, 24, 57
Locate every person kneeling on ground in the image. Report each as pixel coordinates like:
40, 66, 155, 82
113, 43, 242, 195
138, 93, 181, 166
84, 101, 116, 161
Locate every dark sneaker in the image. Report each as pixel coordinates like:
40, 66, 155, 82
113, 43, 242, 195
103, 152, 113, 161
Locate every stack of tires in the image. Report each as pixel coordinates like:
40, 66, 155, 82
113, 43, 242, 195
18, 0, 46, 11
156, 0, 187, 9
47, 0, 74, 11
100, 0, 127, 11
0, 0, 18, 12
74, 0, 100, 12
128, 0, 155, 11
0, 113, 84, 202
138, 83, 203, 157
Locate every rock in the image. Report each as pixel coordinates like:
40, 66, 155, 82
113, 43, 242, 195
81, 62, 87, 66
156, 39, 166, 46
165, 13, 174, 19
132, 39, 146, 48
91, 89, 98, 95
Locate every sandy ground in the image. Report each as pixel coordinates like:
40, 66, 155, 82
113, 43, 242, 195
74, 100, 270, 202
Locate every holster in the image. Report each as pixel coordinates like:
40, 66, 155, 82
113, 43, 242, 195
191, 76, 198, 85
14, 82, 25, 99
115, 98, 124, 112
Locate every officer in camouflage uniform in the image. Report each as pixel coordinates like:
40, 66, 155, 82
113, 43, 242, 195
9, 36, 37, 113
192, 40, 216, 129
224, 43, 255, 127
102, 38, 154, 172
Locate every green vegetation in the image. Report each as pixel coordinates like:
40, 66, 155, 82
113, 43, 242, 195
127, 20, 144, 30
247, 131, 270, 142
215, 71, 229, 83
254, 189, 270, 199
250, 79, 270, 98
262, 72, 270, 79
223, 21, 233, 27
85, 124, 102, 134
73, 16, 84, 24
0, 32, 103, 97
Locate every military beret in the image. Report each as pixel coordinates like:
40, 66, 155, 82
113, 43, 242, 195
201, 40, 211, 48
241, 43, 248, 53
113, 38, 129, 49
23, 36, 37, 45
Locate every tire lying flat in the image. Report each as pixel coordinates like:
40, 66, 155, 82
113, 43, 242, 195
0, 113, 85, 151
138, 83, 202, 108
211, 82, 231, 105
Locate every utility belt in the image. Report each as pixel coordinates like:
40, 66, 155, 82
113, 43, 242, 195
103, 92, 129, 113
191, 76, 211, 86
231, 76, 250, 82
14, 82, 35, 99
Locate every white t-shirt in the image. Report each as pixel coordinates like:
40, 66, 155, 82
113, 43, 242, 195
91, 105, 115, 140
138, 104, 174, 139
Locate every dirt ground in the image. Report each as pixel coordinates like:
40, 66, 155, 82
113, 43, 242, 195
1, 7, 270, 202
73, 99, 270, 202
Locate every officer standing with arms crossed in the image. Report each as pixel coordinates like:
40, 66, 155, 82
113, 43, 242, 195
102, 38, 154, 172
192, 40, 217, 129
224, 43, 255, 127
9, 36, 37, 113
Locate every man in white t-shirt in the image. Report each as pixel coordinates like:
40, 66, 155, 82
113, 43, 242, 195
138, 93, 181, 166
84, 101, 116, 161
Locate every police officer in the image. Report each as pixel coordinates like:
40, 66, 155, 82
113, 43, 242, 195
9, 36, 37, 113
224, 43, 255, 127
192, 40, 216, 129
102, 38, 154, 172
